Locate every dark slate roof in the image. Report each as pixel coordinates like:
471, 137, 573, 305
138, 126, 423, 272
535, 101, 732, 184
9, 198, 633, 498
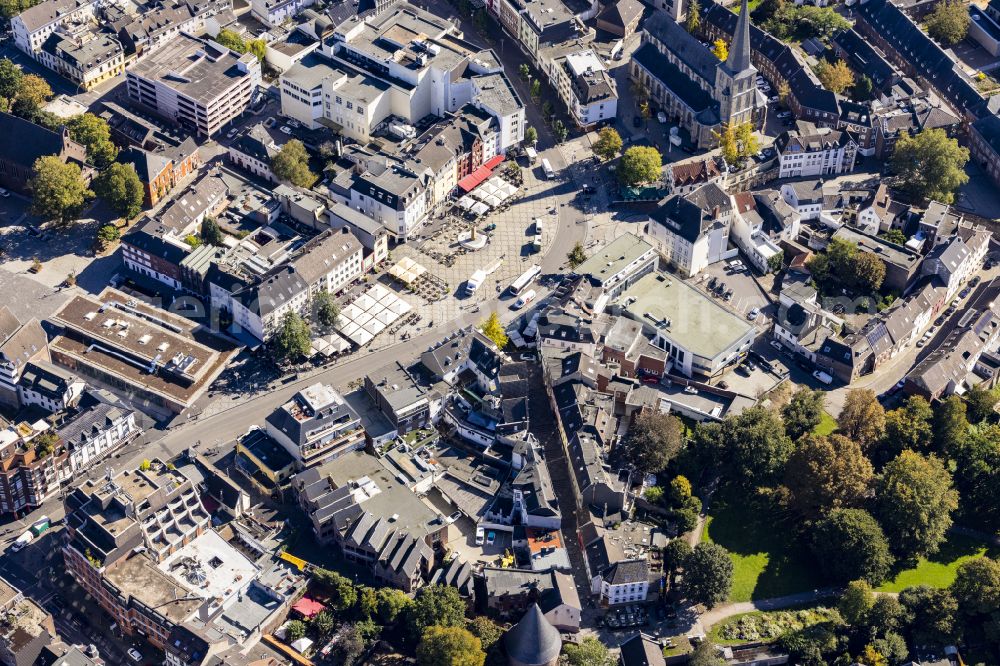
650, 183, 731, 244
832, 28, 895, 89
619, 634, 666, 666
973, 113, 1000, 158
0, 111, 68, 170
505, 604, 562, 666
17, 360, 78, 400
57, 399, 132, 448
122, 220, 190, 266
857, 0, 983, 114
632, 43, 717, 119
602, 559, 648, 585
644, 11, 718, 84
597, 0, 643, 29
119, 145, 172, 184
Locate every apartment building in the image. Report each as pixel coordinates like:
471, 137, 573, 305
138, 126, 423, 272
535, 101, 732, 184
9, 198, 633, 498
0, 307, 49, 409
126, 33, 261, 138
593, 560, 649, 606
775, 123, 857, 178
228, 227, 364, 342
539, 45, 618, 129
37, 26, 124, 90
252, 0, 316, 26
264, 382, 365, 468
647, 183, 734, 277
11, 0, 97, 58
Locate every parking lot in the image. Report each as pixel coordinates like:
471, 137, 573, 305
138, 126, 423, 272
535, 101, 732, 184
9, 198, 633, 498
443, 518, 514, 566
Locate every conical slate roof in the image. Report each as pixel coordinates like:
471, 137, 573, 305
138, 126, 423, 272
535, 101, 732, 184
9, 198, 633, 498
505, 604, 562, 666
726, 0, 752, 73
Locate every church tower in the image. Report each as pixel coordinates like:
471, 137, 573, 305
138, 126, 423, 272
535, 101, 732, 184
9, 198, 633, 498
715, 0, 758, 127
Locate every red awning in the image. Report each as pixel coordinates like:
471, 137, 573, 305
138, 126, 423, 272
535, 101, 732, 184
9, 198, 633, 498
457, 156, 505, 192
292, 597, 327, 618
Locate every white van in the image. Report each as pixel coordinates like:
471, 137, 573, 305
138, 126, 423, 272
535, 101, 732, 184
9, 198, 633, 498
514, 289, 537, 309
534, 219, 544, 234
525, 146, 538, 164
541, 158, 555, 179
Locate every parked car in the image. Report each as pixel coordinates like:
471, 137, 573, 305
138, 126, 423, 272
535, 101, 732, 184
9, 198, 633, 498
813, 370, 833, 385
735, 364, 751, 377
475, 527, 485, 545
971, 276, 982, 287
683, 385, 698, 394
127, 649, 143, 663
486, 531, 496, 545
0, 187, 9, 197
747, 307, 760, 321
776, 110, 791, 119
226, 127, 238, 139
960, 287, 971, 298
279, 125, 292, 135
770, 340, 782, 351
717, 380, 729, 390
657, 111, 667, 123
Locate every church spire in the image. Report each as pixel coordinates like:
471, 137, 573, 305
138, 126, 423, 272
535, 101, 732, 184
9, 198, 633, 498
726, 0, 752, 73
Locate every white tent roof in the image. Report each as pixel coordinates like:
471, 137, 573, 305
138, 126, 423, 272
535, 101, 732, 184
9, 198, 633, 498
471, 202, 489, 216
291, 638, 313, 654
354, 293, 378, 310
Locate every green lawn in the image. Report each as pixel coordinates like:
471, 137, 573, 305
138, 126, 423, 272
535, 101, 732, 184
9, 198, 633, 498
703, 500, 825, 602
812, 410, 837, 436
877, 534, 1000, 593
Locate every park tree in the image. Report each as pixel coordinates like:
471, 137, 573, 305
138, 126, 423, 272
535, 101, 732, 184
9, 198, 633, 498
332, 623, 368, 666
839, 579, 876, 626
783, 434, 873, 520
376, 588, 413, 624
851, 252, 885, 293
623, 410, 684, 475
563, 637, 614, 666
518, 63, 530, 80
952, 424, 1000, 529
815, 59, 855, 94
880, 395, 933, 460
201, 217, 225, 246
272, 139, 316, 188
643, 485, 664, 504
567, 242, 587, 268
858, 645, 888, 666
951, 556, 1000, 615
479, 312, 508, 349
711, 38, 728, 61
872, 633, 909, 665
524, 126, 538, 145
683, 542, 734, 608
965, 383, 998, 422
273, 311, 311, 362
898, 585, 959, 646
68, 113, 117, 168
30, 157, 91, 224
663, 538, 692, 573
314, 291, 340, 328
356, 585, 378, 619
933, 394, 969, 456
409, 585, 467, 638
926, 0, 970, 45
93, 163, 143, 220
890, 128, 969, 204
721, 406, 794, 488
417, 626, 485, 666
838, 389, 886, 450
811, 508, 894, 585
778, 623, 840, 666
592, 127, 623, 161
686, 0, 701, 32
864, 595, 905, 639
0, 58, 22, 100
781, 386, 826, 440
877, 450, 959, 558
617, 146, 662, 186
468, 617, 504, 652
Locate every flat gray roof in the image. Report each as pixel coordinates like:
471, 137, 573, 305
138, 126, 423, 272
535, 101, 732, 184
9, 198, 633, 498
576, 233, 654, 284
620, 272, 755, 360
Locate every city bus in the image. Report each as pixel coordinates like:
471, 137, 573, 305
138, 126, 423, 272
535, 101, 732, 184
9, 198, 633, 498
508, 264, 542, 296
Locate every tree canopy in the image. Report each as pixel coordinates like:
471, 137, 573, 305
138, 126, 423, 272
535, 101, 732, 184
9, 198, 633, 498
684, 542, 734, 608
838, 389, 886, 450
711, 38, 729, 61
782, 387, 826, 440
811, 508, 894, 585
720, 406, 794, 488
783, 434, 873, 520
815, 59, 855, 94
479, 312, 508, 349
272, 139, 316, 187
30, 157, 92, 224
617, 146, 662, 186
890, 128, 969, 204
272, 311, 311, 362
807, 238, 885, 294
314, 291, 340, 328
592, 127, 622, 161
408, 585, 467, 638
876, 450, 959, 558
926, 0, 970, 45
686, 0, 701, 32
201, 217, 225, 246
623, 410, 684, 475
562, 637, 614, 666
880, 395, 933, 461
93, 163, 143, 220
417, 626, 485, 666
965, 383, 998, 422
67, 113, 117, 168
